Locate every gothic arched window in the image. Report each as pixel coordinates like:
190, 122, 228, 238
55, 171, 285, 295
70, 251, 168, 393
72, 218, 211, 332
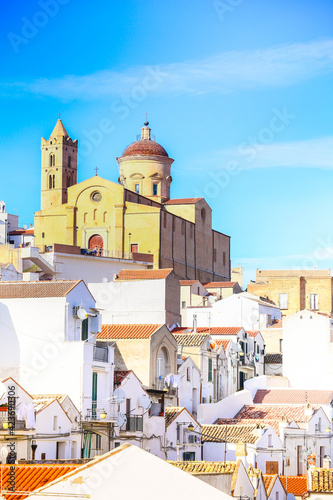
49, 175, 52, 189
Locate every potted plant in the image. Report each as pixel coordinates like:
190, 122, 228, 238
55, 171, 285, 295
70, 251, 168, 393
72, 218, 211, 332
0, 403, 8, 412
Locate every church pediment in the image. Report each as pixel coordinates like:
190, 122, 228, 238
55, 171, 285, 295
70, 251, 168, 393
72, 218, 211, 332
129, 173, 145, 180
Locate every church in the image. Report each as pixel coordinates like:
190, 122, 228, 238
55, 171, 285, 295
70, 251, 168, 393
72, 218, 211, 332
34, 119, 230, 282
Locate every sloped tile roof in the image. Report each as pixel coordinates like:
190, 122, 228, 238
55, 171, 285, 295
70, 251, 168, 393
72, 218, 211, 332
165, 407, 186, 426
98, 324, 162, 339
268, 319, 283, 328
179, 280, 200, 286
234, 405, 314, 423
32, 394, 67, 403
172, 327, 242, 335
167, 461, 237, 474
203, 281, 237, 288
1, 464, 79, 500
215, 339, 230, 350
246, 330, 261, 337
115, 269, 173, 280
264, 353, 283, 364
114, 370, 131, 388
173, 333, 210, 346
310, 469, 333, 492
214, 418, 281, 435
0, 280, 81, 299
163, 198, 203, 205
263, 474, 279, 495
201, 424, 265, 444
254, 389, 333, 405
280, 475, 307, 495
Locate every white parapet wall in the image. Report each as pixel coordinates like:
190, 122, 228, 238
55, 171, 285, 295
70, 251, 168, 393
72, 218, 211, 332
197, 390, 253, 424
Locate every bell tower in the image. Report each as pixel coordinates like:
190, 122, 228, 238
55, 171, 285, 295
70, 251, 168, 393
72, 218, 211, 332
41, 119, 78, 210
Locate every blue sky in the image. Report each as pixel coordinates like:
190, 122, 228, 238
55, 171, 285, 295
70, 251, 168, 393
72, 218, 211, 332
1, 0, 333, 285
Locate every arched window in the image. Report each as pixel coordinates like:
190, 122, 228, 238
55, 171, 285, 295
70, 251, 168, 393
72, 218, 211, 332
49, 154, 55, 167
67, 174, 71, 187
68, 155, 71, 168
49, 175, 52, 189
52, 175, 55, 189
157, 346, 170, 382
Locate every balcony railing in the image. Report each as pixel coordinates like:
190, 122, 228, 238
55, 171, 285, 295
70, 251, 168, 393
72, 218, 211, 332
0, 411, 27, 430
93, 346, 108, 363
154, 378, 177, 395
124, 415, 143, 432
85, 405, 117, 421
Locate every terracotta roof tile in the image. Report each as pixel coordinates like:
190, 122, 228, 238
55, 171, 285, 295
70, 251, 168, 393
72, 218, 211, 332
115, 269, 173, 281
245, 330, 261, 337
114, 370, 131, 388
268, 319, 283, 328
163, 198, 203, 205
201, 424, 265, 444
203, 282, 237, 288
0, 280, 81, 299
172, 333, 210, 346
234, 404, 314, 423
98, 324, 162, 340
179, 280, 200, 286
214, 418, 281, 435
215, 339, 230, 350
253, 390, 333, 405
165, 407, 186, 426
310, 469, 333, 492
1, 464, 79, 500
264, 354, 283, 364
172, 327, 242, 336
167, 461, 237, 474
280, 475, 307, 495
263, 475, 279, 495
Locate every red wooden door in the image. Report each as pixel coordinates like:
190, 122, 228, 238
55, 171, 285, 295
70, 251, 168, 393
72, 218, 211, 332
89, 234, 103, 249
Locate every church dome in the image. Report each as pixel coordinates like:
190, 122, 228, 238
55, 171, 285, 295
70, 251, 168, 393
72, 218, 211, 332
121, 122, 169, 158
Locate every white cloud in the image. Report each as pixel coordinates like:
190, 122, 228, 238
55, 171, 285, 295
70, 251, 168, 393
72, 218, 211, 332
201, 136, 333, 171
2, 38, 333, 100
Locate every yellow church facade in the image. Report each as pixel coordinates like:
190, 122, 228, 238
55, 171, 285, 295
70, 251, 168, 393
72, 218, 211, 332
34, 119, 231, 282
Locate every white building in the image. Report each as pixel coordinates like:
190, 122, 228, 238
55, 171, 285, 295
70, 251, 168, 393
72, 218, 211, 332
0, 280, 115, 442
164, 407, 201, 461
283, 310, 333, 389
186, 292, 281, 331
177, 356, 201, 417
0, 202, 20, 245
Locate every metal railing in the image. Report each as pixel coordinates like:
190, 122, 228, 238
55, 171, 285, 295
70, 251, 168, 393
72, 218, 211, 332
93, 346, 108, 363
124, 415, 143, 432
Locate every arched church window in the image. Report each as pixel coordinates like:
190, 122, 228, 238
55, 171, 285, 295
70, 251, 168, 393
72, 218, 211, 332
52, 175, 55, 189
49, 154, 55, 167
49, 175, 52, 189
157, 346, 170, 381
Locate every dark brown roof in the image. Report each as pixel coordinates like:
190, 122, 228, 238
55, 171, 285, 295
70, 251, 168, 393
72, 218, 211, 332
122, 140, 168, 157
264, 353, 283, 364
0, 280, 81, 299
203, 281, 237, 288
164, 198, 203, 205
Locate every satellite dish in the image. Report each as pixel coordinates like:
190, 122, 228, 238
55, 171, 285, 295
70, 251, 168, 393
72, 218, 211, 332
116, 413, 127, 428
208, 296, 216, 304
113, 388, 126, 404
139, 394, 152, 409
101, 277, 108, 283
0, 382, 6, 400
77, 308, 88, 321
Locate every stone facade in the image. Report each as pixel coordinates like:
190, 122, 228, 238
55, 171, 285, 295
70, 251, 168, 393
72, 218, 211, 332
247, 269, 333, 316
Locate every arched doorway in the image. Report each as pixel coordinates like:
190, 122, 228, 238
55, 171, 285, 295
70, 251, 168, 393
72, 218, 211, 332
89, 234, 103, 253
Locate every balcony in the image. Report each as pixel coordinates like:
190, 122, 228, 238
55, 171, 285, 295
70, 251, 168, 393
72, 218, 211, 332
122, 415, 143, 433
93, 346, 109, 363
85, 405, 117, 422
0, 411, 27, 431
154, 378, 177, 396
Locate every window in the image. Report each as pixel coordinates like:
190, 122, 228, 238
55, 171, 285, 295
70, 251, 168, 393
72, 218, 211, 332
134, 184, 140, 194
276, 492, 279, 500
131, 244, 138, 253
187, 367, 191, 381
223, 251, 226, 266
190, 225, 193, 239
208, 358, 213, 382
182, 301, 186, 309
41, 453, 46, 460
49, 154, 55, 167
183, 451, 195, 461
279, 339, 283, 352
279, 293, 288, 309
197, 287, 200, 295
82, 318, 88, 341
92, 372, 97, 419
257, 344, 260, 354
181, 220, 185, 235
268, 434, 272, 447
166, 186, 170, 198
153, 183, 158, 195
67, 174, 71, 187
310, 293, 319, 310
49, 175, 53, 189
163, 211, 167, 228
114, 442, 120, 448
68, 155, 71, 168
172, 217, 175, 232
201, 208, 206, 222
52, 175, 55, 189
214, 249, 217, 263
53, 416, 58, 431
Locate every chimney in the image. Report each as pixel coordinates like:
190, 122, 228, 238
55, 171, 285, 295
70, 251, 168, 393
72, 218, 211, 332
193, 314, 197, 333
235, 443, 247, 465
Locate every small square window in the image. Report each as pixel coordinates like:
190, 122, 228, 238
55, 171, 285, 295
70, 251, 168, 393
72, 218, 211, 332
134, 184, 140, 194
